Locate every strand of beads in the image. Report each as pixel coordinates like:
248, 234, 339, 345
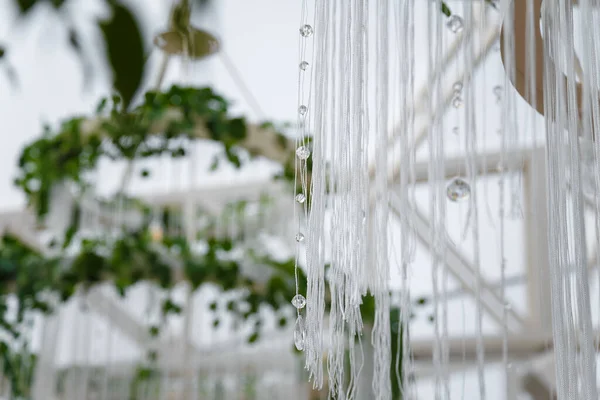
292, 0, 314, 352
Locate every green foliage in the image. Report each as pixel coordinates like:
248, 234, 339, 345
100, 1, 146, 109
0, 343, 37, 399
15, 85, 292, 218
4, 78, 298, 394
441, 0, 497, 18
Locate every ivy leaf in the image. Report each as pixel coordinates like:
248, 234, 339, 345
62, 204, 81, 250
226, 300, 236, 311
441, 2, 452, 17
209, 156, 219, 171
15, 0, 37, 14
100, 1, 145, 110
149, 326, 160, 337
247, 332, 260, 344
229, 118, 247, 140
50, 0, 66, 8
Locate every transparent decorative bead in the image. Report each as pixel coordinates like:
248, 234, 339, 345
295, 193, 306, 203
295, 232, 305, 242
446, 178, 471, 202
452, 81, 463, 92
452, 96, 463, 108
294, 315, 306, 351
452, 126, 459, 135
299, 61, 309, 71
299, 24, 314, 37
298, 105, 308, 116
291, 294, 307, 309
446, 15, 464, 34
296, 146, 311, 160
493, 85, 503, 102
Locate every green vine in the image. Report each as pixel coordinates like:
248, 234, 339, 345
15, 85, 298, 218
0, 84, 307, 398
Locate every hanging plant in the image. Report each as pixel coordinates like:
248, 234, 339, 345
15, 85, 299, 217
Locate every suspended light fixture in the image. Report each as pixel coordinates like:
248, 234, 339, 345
153, 0, 219, 59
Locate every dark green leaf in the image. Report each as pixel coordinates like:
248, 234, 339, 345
96, 98, 108, 114
247, 332, 259, 344
51, 0, 66, 9
209, 156, 219, 171
229, 118, 246, 140
0, 46, 5, 59
136, 367, 152, 380
416, 297, 428, 306
16, 0, 37, 14
100, 1, 145, 110
212, 319, 220, 328
162, 298, 182, 315
63, 204, 81, 250
441, 2, 452, 17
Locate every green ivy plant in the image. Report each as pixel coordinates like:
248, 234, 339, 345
0, 84, 304, 398
15, 85, 297, 218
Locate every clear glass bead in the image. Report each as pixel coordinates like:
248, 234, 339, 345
295, 193, 306, 203
291, 294, 307, 309
296, 146, 311, 160
446, 15, 464, 34
299, 61, 309, 71
452, 96, 463, 108
446, 178, 471, 202
298, 105, 308, 116
295, 233, 305, 242
300, 24, 314, 37
493, 85, 503, 102
452, 81, 463, 92
294, 315, 306, 351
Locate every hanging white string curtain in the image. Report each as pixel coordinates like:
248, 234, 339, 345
296, 0, 600, 398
